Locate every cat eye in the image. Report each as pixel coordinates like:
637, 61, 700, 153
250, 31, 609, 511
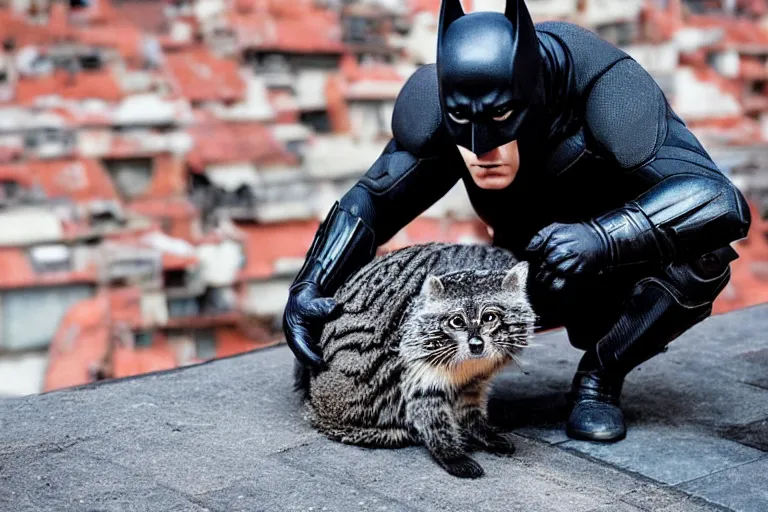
448, 111, 470, 124
482, 312, 498, 323
448, 315, 466, 329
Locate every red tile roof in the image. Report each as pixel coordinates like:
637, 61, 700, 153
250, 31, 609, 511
164, 46, 247, 104
187, 120, 297, 169
44, 294, 110, 391
43, 287, 276, 391
687, 14, 768, 50
76, 22, 145, 64
13, 69, 124, 105
713, 201, 768, 314
127, 196, 199, 241
0, 158, 119, 203
0, 247, 96, 290
229, 11, 344, 54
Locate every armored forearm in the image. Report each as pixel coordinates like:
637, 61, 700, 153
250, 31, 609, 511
291, 200, 376, 296
291, 139, 462, 296
590, 171, 751, 269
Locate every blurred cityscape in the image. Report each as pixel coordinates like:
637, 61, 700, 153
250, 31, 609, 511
0, 0, 766, 396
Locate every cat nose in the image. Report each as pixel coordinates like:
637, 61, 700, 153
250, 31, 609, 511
468, 337, 484, 354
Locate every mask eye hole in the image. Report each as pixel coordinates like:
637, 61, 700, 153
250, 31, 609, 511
448, 111, 470, 124
448, 315, 466, 329
492, 108, 514, 122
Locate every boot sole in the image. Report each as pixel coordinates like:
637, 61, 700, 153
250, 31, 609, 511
566, 427, 626, 442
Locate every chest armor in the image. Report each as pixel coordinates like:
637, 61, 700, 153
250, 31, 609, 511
463, 126, 640, 255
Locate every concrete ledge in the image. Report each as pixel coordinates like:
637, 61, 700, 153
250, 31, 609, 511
2, 304, 768, 511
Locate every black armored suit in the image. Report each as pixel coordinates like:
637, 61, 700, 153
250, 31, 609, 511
284, 0, 751, 443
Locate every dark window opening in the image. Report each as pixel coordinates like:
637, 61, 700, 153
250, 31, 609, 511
168, 297, 200, 318
0, 180, 21, 201
134, 330, 153, 348
300, 110, 332, 133
194, 328, 217, 360
102, 157, 154, 199
164, 269, 188, 289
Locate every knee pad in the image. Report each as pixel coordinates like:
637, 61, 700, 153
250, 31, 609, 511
593, 245, 738, 373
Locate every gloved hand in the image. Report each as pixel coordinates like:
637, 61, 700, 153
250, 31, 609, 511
526, 221, 609, 293
283, 282, 340, 368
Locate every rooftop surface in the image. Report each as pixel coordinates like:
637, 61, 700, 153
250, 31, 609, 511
1, 303, 767, 511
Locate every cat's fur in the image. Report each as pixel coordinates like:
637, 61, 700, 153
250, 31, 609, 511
294, 242, 536, 478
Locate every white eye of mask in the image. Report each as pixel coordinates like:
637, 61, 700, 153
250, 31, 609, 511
448, 111, 470, 124
492, 109, 514, 122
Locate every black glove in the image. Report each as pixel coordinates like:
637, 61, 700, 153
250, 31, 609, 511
283, 282, 340, 368
526, 221, 609, 293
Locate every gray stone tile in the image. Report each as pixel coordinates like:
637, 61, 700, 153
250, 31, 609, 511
585, 505, 643, 512
677, 456, 768, 512
1, 346, 321, 455
561, 425, 765, 486
280, 435, 646, 512
512, 424, 570, 445
619, 484, 724, 512
611, 349, 768, 431
194, 459, 411, 512
0, 446, 205, 512
720, 419, 768, 453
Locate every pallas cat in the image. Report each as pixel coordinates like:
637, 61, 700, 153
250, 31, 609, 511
294, 242, 536, 478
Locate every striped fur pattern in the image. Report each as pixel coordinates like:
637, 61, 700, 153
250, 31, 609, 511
295, 242, 537, 478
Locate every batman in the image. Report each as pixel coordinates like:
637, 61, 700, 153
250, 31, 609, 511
283, 0, 751, 445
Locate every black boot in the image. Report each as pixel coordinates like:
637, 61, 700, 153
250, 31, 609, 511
564, 250, 735, 442
566, 351, 626, 442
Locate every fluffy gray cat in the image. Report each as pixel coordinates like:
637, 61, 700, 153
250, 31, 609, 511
294, 242, 537, 478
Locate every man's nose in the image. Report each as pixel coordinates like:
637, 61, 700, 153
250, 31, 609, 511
468, 337, 484, 354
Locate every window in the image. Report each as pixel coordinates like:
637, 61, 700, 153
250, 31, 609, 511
168, 298, 199, 318
0, 181, 21, 201
164, 269, 188, 289
134, 330, 153, 348
102, 157, 154, 199
194, 329, 216, 360
200, 287, 236, 314
29, 244, 73, 273
299, 111, 332, 134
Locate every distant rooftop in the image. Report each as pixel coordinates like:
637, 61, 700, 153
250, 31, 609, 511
1, 302, 766, 511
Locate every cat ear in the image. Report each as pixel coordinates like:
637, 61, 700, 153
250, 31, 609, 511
421, 275, 444, 299
502, 261, 528, 292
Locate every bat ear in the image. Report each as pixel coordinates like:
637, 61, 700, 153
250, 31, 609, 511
421, 275, 445, 299
439, 0, 465, 41
505, 0, 536, 31
504, 0, 520, 22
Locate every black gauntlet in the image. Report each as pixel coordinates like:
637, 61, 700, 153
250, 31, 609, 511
291, 201, 377, 296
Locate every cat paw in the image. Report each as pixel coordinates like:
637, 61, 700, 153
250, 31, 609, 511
439, 455, 485, 479
483, 433, 516, 457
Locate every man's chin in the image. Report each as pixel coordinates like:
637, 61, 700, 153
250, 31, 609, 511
474, 174, 513, 189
